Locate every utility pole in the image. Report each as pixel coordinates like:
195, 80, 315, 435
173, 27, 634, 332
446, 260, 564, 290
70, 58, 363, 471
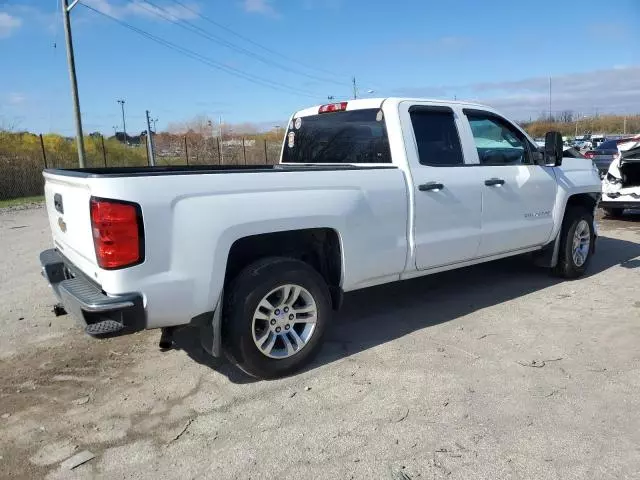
151, 118, 158, 133
145, 110, 156, 166
219, 114, 224, 164
352, 76, 357, 99
112, 125, 118, 137
548, 76, 552, 122
117, 99, 127, 144
62, 0, 86, 168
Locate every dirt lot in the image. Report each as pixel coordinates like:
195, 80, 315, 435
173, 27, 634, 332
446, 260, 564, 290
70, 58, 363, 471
1, 205, 639, 480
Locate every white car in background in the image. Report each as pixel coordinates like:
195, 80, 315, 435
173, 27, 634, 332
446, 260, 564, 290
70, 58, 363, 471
601, 135, 640, 217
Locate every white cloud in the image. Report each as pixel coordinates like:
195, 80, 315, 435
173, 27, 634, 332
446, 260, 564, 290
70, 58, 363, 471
8, 93, 26, 105
396, 66, 640, 119
82, 0, 199, 20
82, 0, 120, 17
242, 0, 280, 18
125, 0, 200, 20
0, 12, 22, 38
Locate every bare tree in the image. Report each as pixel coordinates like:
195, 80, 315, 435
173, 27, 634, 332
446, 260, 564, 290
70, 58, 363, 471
558, 110, 574, 123
0, 115, 21, 132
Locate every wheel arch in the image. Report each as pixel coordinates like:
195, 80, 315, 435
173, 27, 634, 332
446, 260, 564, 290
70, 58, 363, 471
536, 192, 600, 268
224, 228, 344, 310
565, 192, 600, 215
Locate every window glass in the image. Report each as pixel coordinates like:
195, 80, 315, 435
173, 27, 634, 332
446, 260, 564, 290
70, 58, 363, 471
466, 114, 530, 165
281, 108, 391, 164
409, 109, 464, 166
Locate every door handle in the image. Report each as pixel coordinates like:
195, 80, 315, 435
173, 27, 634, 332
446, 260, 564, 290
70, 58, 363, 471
418, 182, 444, 192
484, 178, 505, 187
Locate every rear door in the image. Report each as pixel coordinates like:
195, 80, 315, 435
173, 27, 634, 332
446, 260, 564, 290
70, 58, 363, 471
43, 172, 99, 278
400, 103, 482, 269
460, 110, 557, 257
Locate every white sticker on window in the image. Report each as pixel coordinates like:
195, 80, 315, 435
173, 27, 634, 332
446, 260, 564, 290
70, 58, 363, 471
288, 131, 295, 148
294, 117, 302, 130
376, 110, 384, 122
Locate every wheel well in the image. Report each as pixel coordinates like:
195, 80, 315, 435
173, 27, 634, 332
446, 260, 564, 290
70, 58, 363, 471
225, 228, 343, 308
566, 193, 598, 214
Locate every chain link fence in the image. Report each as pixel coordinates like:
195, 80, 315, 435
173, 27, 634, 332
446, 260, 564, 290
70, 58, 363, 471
0, 133, 282, 201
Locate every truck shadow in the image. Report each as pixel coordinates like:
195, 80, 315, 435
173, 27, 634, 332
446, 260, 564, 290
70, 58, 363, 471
173, 235, 640, 384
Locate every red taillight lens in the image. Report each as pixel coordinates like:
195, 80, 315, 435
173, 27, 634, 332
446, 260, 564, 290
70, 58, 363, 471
584, 151, 595, 159
90, 198, 143, 269
318, 101, 348, 113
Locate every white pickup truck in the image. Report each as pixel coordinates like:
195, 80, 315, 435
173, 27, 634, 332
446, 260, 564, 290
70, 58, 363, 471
40, 98, 601, 378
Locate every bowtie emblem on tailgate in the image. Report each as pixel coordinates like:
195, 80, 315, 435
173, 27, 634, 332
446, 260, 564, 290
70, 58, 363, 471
58, 217, 67, 233
54, 193, 64, 214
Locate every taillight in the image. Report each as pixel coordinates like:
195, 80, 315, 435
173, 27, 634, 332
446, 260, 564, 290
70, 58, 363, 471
318, 101, 348, 113
90, 197, 144, 269
584, 151, 595, 159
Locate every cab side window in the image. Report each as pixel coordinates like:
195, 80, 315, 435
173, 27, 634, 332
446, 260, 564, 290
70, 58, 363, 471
409, 107, 465, 166
465, 112, 532, 166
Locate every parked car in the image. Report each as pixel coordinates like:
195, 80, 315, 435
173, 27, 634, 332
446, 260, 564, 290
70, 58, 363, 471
601, 136, 640, 217
585, 140, 621, 177
39, 98, 602, 378
590, 135, 606, 149
574, 139, 592, 150
561, 145, 585, 157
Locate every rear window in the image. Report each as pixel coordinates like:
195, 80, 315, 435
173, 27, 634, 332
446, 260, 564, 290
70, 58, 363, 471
281, 108, 391, 164
597, 140, 618, 150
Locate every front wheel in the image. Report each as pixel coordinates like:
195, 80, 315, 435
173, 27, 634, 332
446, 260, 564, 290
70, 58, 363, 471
553, 207, 594, 278
224, 257, 332, 379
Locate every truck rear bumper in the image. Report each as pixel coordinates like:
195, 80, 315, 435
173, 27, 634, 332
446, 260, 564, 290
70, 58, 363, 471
40, 249, 146, 336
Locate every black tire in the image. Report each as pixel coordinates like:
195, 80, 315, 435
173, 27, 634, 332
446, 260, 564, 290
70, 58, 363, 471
553, 206, 594, 279
224, 257, 332, 379
603, 207, 624, 218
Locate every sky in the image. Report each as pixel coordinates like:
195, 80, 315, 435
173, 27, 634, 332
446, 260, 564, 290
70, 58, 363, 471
0, 0, 639, 136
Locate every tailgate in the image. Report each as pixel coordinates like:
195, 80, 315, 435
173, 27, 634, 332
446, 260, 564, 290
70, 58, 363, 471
44, 172, 100, 280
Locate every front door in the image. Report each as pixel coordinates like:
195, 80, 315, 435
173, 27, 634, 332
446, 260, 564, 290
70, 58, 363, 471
462, 111, 557, 257
402, 104, 483, 270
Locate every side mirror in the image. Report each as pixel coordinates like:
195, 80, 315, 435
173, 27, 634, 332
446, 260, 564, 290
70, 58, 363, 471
544, 131, 563, 166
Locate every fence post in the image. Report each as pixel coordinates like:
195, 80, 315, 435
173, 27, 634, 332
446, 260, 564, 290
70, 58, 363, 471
263, 138, 268, 164
101, 135, 107, 167
217, 137, 222, 165
184, 136, 189, 165
242, 138, 247, 165
39, 134, 48, 169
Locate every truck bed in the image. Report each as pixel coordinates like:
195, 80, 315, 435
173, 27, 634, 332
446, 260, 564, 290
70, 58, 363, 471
44, 164, 395, 178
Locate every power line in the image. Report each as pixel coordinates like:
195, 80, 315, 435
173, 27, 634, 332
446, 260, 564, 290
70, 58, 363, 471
141, 0, 348, 87
168, 0, 344, 80
79, 2, 323, 99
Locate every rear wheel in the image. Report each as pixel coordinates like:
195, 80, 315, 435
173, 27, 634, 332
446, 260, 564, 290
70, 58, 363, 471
553, 207, 594, 279
603, 207, 624, 218
225, 257, 331, 379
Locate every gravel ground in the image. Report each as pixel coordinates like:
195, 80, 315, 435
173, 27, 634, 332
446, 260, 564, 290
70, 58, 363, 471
1, 205, 639, 480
